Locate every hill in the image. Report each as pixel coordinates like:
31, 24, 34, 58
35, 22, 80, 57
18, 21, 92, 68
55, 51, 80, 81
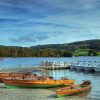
30, 39, 100, 56
0, 39, 100, 57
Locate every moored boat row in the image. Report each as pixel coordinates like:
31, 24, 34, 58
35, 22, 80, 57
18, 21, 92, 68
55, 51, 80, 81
0, 72, 75, 88
0, 71, 92, 98
68, 61, 100, 73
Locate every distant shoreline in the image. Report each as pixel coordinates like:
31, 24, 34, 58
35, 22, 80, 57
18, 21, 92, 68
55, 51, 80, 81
0, 39, 100, 57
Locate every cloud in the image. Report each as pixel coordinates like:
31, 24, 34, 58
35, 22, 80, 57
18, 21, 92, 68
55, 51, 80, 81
0, 0, 98, 20
0, 0, 100, 46
15, 20, 81, 29
9, 33, 49, 43
0, 18, 20, 23
0, 0, 48, 20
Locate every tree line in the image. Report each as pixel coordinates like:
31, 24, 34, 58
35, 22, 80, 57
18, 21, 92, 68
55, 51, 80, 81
0, 46, 72, 57
0, 39, 100, 57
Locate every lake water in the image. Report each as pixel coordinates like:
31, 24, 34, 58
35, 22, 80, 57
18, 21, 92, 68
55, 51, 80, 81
0, 57, 100, 99
0, 56, 100, 68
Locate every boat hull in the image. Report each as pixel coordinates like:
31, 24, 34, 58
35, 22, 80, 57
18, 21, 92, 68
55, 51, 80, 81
76, 66, 84, 72
56, 81, 91, 97
4, 79, 75, 89
6, 84, 65, 89
94, 67, 100, 72
69, 65, 77, 70
84, 67, 94, 72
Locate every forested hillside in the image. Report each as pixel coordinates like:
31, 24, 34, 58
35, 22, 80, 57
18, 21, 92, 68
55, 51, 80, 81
0, 39, 100, 57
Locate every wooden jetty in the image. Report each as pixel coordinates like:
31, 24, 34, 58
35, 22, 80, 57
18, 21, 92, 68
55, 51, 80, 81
40, 61, 69, 70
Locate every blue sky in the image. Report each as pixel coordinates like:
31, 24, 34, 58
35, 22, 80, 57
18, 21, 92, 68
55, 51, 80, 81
0, 0, 100, 47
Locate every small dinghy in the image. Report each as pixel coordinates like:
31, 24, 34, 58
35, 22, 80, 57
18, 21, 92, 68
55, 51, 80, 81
56, 80, 91, 97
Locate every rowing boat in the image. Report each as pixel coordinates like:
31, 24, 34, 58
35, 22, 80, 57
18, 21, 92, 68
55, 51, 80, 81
56, 80, 91, 97
3, 76, 75, 88
0, 72, 36, 83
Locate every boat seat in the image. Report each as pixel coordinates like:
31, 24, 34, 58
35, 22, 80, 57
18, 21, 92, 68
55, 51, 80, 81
81, 81, 91, 85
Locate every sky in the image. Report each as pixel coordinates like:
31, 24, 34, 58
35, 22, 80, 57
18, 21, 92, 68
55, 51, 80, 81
0, 0, 100, 47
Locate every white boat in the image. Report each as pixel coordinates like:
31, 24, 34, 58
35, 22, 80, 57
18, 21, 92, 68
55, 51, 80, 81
69, 62, 79, 70
94, 63, 100, 72
84, 63, 94, 72
76, 62, 86, 72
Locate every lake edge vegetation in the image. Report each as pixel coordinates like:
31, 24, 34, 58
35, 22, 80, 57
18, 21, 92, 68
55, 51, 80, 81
0, 39, 100, 57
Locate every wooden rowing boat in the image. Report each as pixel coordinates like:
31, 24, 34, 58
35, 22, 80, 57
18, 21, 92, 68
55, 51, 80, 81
3, 76, 75, 88
0, 72, 36, 83
56, 80, 91, 97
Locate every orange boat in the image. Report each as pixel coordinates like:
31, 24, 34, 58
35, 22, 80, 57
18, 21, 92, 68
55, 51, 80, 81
3, 76, 75, 88
0, 72, 36, 83
0, 72, 10, 82
56, 80, 91, 97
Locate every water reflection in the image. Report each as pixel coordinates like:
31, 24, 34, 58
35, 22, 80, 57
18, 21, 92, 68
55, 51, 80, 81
40, 69, 100, 99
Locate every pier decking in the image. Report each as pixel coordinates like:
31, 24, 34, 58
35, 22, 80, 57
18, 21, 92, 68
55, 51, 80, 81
40, 61, 69, 70
40, 61, 100, 73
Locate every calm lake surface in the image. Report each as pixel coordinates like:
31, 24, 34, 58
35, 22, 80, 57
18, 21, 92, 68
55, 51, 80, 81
0, 57, 100, 99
